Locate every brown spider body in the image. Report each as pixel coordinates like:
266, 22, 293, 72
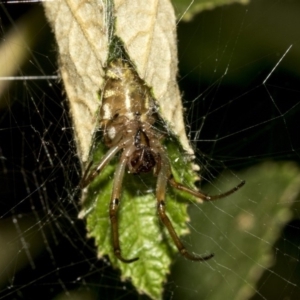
81, 58, 245, 263
99, 59, 159, 175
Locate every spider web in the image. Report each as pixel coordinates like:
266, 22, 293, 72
1, 1, 300, 300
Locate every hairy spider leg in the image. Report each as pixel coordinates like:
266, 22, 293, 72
156, 150, 214, 261
169, 177, 245, 201
109, 146, 139, 263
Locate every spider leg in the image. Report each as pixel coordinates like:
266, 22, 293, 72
169, 176, 245, 201
80, 137, 131, 188
156, 152, 214, 261
109, 154, 139, 263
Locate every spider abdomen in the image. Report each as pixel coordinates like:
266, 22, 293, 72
100, 59, 156, 147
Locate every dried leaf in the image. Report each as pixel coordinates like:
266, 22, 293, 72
44, 0, 194, 164
114, 0, 193, 156
44, 0, 109, 163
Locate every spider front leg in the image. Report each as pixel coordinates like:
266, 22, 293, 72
156, 151, 214, 261
80, 136, 132, 188
80, 144, 121, 188
109, 153, 139, 263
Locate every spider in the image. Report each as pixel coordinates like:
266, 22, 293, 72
81, 58, 245, 263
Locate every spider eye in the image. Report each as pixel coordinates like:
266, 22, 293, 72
129, 149, 156, 173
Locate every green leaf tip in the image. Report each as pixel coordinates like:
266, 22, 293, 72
80, 140, 199, 299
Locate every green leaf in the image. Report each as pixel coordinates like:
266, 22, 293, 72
172, 0, 250, 21
170, 161, 300, 300
80, 138, 200, 300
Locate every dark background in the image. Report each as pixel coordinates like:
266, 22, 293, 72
0, 1, 300, 299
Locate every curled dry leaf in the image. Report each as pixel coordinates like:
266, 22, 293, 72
114, 0, 193, 156
44, 0, 193, 164
44, 0, 109, 163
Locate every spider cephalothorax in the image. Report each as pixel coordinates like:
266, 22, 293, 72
81, 58, 245, 263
